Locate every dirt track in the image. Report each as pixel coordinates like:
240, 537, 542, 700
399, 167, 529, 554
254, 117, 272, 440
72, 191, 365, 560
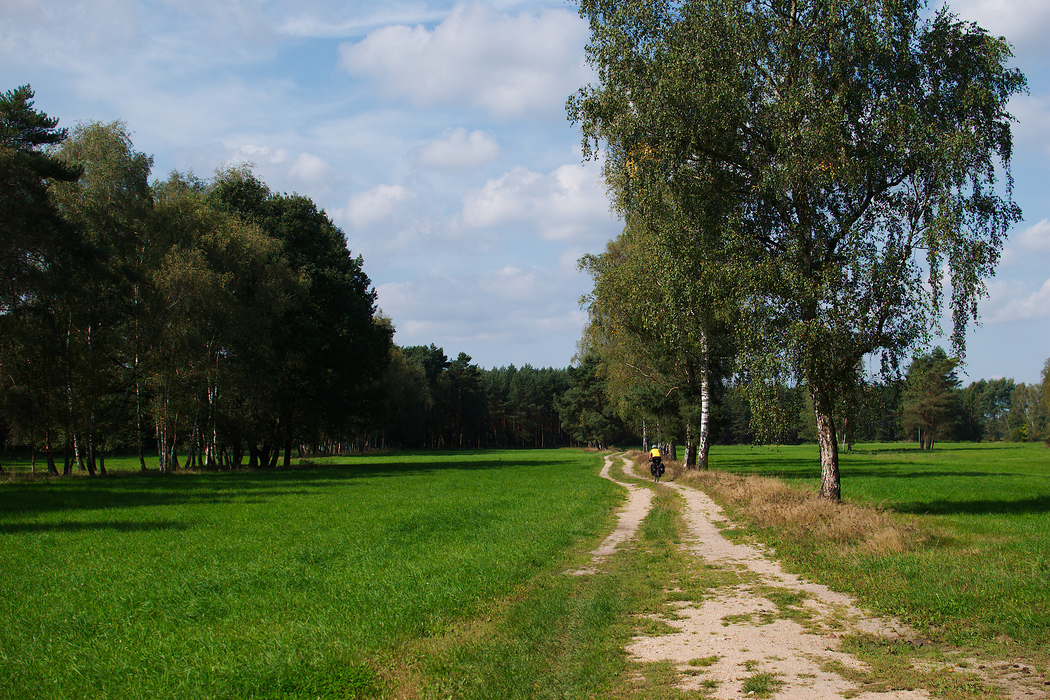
575, 453, 1048, 699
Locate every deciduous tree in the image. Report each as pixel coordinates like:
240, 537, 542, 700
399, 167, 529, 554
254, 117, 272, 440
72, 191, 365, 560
571, 0, 1025, 499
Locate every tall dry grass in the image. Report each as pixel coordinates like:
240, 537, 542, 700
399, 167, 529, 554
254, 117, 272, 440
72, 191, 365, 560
628, 450, 921, 555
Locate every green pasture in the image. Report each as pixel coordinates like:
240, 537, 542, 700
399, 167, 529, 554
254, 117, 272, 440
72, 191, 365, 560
707, 442, 1050, 654
0, 450, 623, 699
3, 443, 1049, 698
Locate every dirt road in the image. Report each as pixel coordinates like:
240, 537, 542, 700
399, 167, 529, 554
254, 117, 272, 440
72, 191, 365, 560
577, 453, 1046, 699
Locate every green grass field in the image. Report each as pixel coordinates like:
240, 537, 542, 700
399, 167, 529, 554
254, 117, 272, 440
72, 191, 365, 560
0, 450, 623, 699
704, 442, 1050, 654
2, 442, 1049, 698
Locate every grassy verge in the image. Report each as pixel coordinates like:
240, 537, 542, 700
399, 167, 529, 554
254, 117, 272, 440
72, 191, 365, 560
0, 449, 623, 699
673, 442, 1050, 669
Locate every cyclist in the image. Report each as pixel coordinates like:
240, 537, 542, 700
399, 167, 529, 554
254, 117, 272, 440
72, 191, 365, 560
648, 444, 664, 482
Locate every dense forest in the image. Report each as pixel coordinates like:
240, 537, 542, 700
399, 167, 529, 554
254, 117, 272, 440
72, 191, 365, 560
2, 84, 1048, 477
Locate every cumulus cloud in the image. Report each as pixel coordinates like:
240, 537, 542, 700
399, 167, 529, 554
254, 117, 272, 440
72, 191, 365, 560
417, 128, 500, 171
346, 183, 417, 229
288, 152, 337, 184
1014, 219, 1050, 252
1000, 218, 1050, 266
980, 277, 1050, 323
229, 143, 289, 165
461, 161, 617, 242
279, 6, 447, 38
338, 2, 592, 120
375, 265, 589, 366
946, 0, 1050, 60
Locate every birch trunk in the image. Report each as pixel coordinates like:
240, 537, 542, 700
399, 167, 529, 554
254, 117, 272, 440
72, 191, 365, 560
697, 348, 711, 470
812, 384, 841, 501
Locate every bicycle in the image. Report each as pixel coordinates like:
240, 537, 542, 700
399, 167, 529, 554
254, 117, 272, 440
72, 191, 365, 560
649, 458, 664, 482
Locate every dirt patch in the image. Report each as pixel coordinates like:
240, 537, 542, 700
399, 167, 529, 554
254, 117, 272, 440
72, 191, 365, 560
579, 453, 1049, 700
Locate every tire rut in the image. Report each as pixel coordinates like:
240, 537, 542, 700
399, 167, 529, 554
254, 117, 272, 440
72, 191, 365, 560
580, 452, 935, 699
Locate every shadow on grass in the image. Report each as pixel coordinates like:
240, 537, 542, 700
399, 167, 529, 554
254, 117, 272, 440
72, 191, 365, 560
715, 457, 1032, 482
894, 494, 1050, 516
0, 519, 190, 535
0, 453, 579, 520
708, 451, 1050, 516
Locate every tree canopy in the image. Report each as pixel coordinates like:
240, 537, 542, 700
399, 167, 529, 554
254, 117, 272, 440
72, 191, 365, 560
571, 0, 1026, 499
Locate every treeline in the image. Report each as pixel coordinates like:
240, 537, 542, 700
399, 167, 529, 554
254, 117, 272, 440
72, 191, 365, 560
0, 86, 595, 473
0, 86, 395, 474
352, 345, 575, 450
3, 85, 1047, 477
563, 347, 1050, 454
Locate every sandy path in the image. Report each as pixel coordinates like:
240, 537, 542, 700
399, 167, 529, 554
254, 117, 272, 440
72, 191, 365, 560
586, 453, 931, 699
569, 453, 653, 576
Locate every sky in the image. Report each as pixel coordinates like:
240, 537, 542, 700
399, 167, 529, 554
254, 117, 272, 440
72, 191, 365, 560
2, 0, 1048, 384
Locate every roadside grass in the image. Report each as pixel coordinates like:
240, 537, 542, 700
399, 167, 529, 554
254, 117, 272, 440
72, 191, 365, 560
674, 442, 1050, 668
0, 449, 623, 699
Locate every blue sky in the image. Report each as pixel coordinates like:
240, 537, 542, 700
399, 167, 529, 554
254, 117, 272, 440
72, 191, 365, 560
2, 0, 1048, 383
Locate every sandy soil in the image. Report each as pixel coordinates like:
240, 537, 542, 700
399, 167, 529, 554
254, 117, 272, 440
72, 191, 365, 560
574, 453, 1049, 700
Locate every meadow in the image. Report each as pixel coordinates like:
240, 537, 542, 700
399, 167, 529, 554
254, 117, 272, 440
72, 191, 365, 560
697, 442, 1050, 656
2, 442, 1049, 698
0, 450, 624, 699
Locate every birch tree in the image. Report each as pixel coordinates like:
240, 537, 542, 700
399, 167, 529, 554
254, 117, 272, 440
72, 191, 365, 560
571, 0, 1024, 499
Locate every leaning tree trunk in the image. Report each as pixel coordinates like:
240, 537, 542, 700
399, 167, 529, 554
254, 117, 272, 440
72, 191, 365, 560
811, 384, 841, 502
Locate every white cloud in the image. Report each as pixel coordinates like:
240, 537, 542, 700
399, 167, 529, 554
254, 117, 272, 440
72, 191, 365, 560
417, 128, 500, 171
1001, 218, 1050, 266
229, 143, 289, 166
1014, 218, 1050, 253
461, 161, 617, 242
981, 277, 1050, 322
288, 152, 337, 184
338, 2, 592, 120
279, 7, 448, 38
375, 264, 589, 366
946, 0, 1050, 60
346, 184, 417, 229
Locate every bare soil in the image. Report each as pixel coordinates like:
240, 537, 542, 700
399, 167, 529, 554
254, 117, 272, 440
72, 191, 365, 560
575, 453, 1050, 700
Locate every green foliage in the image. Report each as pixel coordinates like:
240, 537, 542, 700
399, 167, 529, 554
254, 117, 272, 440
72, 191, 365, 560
0, 86, 82, 472
0, 84, 81, 306
571, 0, 1026, 499
1043, 357, 1050, 445
210, 167, 392, 462
0, 110, 391, 469
957, 377, 1015, 441
900, 347, 962, 448
554, 352, 625, 448
578, 214, 732, 466
41, 121, 157, 474
353, 344, 576, 449
149, 171, 299, 470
